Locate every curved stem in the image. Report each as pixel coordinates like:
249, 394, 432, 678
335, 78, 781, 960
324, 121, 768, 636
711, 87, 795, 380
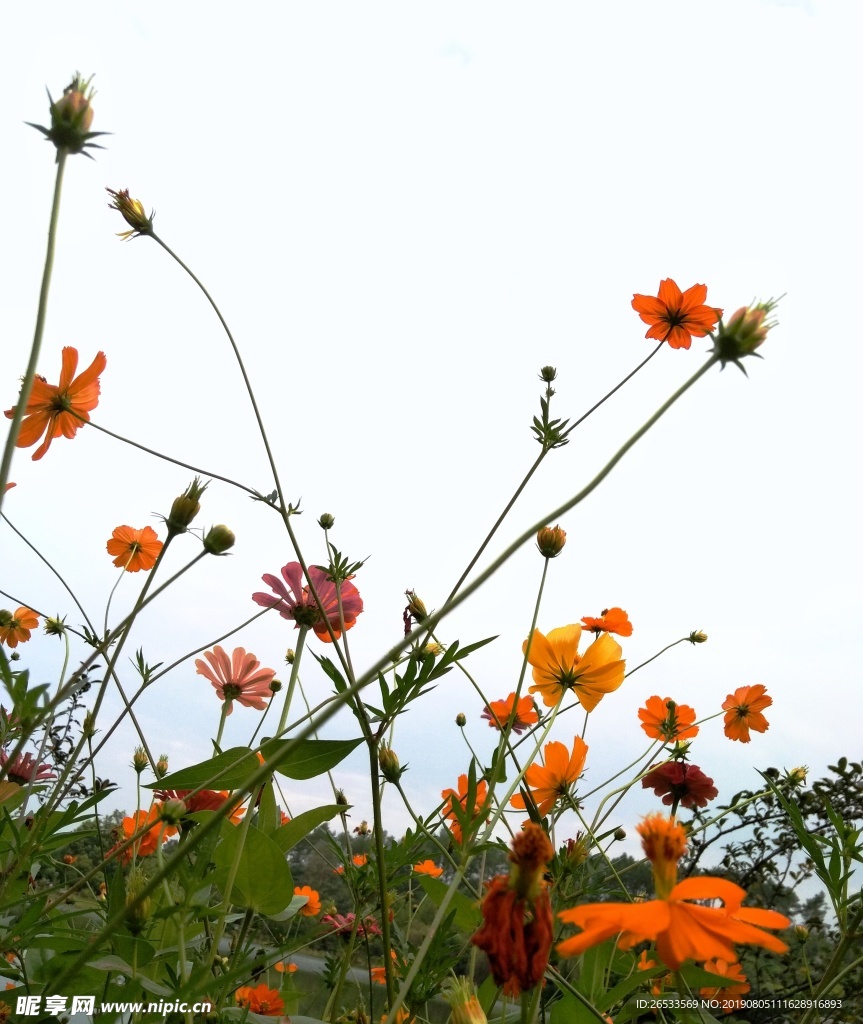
0, 151, 68, 507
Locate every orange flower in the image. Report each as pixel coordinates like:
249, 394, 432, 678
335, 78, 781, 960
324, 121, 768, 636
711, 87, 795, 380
235, 983, 284, 1016
5, 347, 106, 460
511, 737, 588, 818
274, 960, 298, 973
334, 852, 368, 875
581, 607, 633, 637
413, 859, 444, 878
472, 824, 554, 997
106, 525, 163, 572
524, 625, 625, 712
110, 803, 178, 865
195, 645, 276, 715
638, 696, 699, 742
441, 774, 488, 844
631, 279, 723, 351
294, 884, 321, 916
481, 693, 539, 734
370, 950, 399, 986
722, 685, 772, 743
0, 607, 39, 648
700, 958, 750, 1008
557, 814, 789, 970
155, 788, 245, 824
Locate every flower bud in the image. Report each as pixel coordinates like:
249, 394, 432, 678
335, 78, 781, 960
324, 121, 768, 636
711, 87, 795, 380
44, 615, 67, 637
203, 524, 235, 555
106, 188, 155, 240
688, 630, 708, 644
318, 513, 335, 529
270, 679, 282, 693
539, 366, 558, 383
63, 853, 76, 865
456, 713, 467, 727
563, 834, 589, 869
404, 590, 428, 622
131, 747, 149, 774
285, 649, 295, 664
83, 711, 96, 739
788, 766, 808, 786
422, 642, 444, 657
160, 798, 187, 826
614, 827, 627, 842
155, 755, 169, 779
335, 788, 349, 807
124, 867, 152, 935
165, 477, 207, 535
794, 925, 809, 941
443, 978, 488, 1024
536, 524, 567, 558
27, 74, 105, 158
712, 298, 780, 371
378, 747, 403, 784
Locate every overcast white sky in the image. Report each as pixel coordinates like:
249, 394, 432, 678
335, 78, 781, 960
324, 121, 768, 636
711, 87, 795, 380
2, 0, 861, 858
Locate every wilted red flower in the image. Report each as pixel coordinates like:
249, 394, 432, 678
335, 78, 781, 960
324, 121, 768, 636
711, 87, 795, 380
195, 645, 276, 715
638, 696, 699, 742
106, 525, 163, 572
558, 814, 789, 969
472, 824, 555, 997
441, 774, 488, 844
0, 751, 55, 786
252, 561, 363, 642
481, 693, 538, 734
4, 347, 106, 460
0, 608, 39, 648
235, 984, 284, 1016
722, 684, 772, 743
642, 762, 718, 809
581, 607, 633, 637
631, 279, 723, 351
511, 737, 588, 818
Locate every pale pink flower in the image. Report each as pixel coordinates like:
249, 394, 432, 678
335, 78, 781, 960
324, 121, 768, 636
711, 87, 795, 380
195, 645, 275, 715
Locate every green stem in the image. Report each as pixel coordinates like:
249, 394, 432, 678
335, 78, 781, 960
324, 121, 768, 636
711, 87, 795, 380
0, 150, 68, 506
278, 626, 308, 734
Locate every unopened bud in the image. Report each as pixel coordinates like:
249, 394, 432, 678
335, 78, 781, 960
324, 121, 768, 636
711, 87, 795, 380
614, 827, 627, 842
83, 711, 96, 739
794, 925, 809, 941
124, 868, 152, 935
539, 366, 558, 383
688, 630, 708, 644
106, 188, 155, 241
712, 298, 780, 371
166, 477, 207, 535
564, 834, 589, 869
30, 74, 102, 157
318, 513, 335, 529
131, 747, 148, 774
159, 798, 187, 826
154, 755, 169, 779
404, 590, 428, 622
443, 978, 487, 1024
203, 524, 235, 554
335, 789, 349, 807
44, 615, 67, 637
285, 649, 295, 664
270, 679, 282, 693
536, 524, 567, 558
378, 747, 403, 783
456, 713, 467, 727
787, 765, 808, 786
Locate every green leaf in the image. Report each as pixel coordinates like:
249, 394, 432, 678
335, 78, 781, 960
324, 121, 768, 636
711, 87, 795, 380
146, 747, 260, 791
261, 737, 362, 780
211, 823, 294, 915
270, 804, 344, 853
416, 874, 481, 932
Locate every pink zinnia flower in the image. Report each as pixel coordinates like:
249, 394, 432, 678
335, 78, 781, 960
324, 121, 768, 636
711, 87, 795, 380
252, 562, 363, 642
195, 645, 275, 715
0, 750, 56, 786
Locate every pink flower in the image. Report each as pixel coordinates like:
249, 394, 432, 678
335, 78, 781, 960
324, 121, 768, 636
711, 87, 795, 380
0, 750, 55, 786
641, 762, 718, 810
322, 912, 381, 938
252, 562, 363, 642
195, 646, 276, 715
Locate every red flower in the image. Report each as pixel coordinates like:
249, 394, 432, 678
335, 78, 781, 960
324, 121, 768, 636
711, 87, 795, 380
155, 788, 245, 824
4, 347, 106, 460
581, 607, 633, 637
472, 824, 555, 997
722, 684, 772, 743
252, 561, 363, 642
642, 762, 718, 809
631, 279, 723, 351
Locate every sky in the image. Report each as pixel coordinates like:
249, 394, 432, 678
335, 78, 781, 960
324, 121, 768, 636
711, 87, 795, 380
1, 0, 861, 863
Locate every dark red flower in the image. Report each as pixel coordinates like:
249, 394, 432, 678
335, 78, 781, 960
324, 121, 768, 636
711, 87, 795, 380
642, 762, 718, 809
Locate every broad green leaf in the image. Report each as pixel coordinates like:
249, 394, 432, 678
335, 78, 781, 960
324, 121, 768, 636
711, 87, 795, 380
416, 874, 481, 932
211, 823, 294, 915
271, 804, 344, 852
261, 737, 362, 780
146, 747, 260, 791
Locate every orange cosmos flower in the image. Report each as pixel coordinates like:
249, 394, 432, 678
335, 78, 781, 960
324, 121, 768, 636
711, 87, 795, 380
441, 774, 488, 844
722, 684, 772, 743
0, 607, 39, 648
581, 607, 633, 637
4, 347, 107, 460
294, 884, 321, 916
413, 859, 444, 878
639, 696, 699, 742
106, 525, 163, 572
109, 803, 178, 865
631, 279, 723, 351
700, 958, 750, 1008
235, 984, 284, 1016
524, 625, 625, 712
511, 737, 588, 818
274, 960, 298, 973
472, 824, 554, 997
557, 813, 789, 970
195, 645, 276, 715
481, 692, 539, 734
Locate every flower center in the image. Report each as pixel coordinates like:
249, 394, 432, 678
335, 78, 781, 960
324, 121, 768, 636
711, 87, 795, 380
222, 684, 242, 701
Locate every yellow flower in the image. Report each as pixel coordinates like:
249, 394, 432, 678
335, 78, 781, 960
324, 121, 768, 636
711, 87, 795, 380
524, 625, 625, 711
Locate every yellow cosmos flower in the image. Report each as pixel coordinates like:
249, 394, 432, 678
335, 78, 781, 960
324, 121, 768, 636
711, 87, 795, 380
524, 625, 625, 712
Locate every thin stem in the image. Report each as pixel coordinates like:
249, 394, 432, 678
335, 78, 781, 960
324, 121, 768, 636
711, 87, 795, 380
278, 626, 308, 734
0, 151, 68, 506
